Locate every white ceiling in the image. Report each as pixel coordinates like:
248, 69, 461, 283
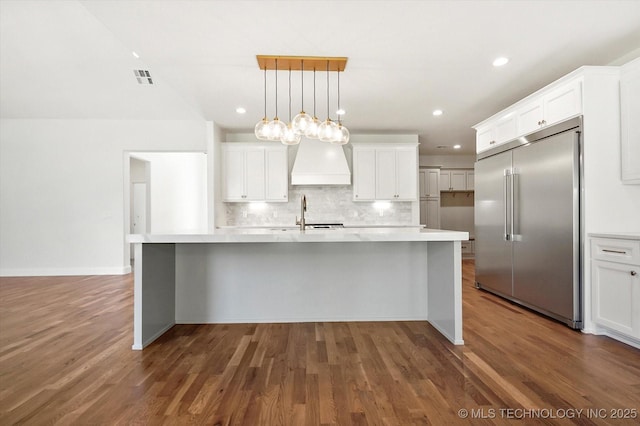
1, 1, 639, 154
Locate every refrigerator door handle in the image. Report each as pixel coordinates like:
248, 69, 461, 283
504, 169, 511, 241
511, 171, 519, 241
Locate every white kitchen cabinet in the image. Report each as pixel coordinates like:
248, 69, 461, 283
420, 197, 440, 229
265, 147, 289, 201
591, 236, 640, 342
419, 168, 440, 198
475, 112, 518, 153
353, 148, 376, 201
440, 169, 474, 192
466, 172, 474, 191
476, 76, 583, 153
353, 143, 418, 201
222, 143, 288, 202
621, 57, 640, 184
517, 79, 583, 136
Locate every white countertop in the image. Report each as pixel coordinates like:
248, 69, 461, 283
128, 227, 469, 244
589, 232, 640, 240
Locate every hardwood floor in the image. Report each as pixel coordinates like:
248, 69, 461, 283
1, 261, 639, 425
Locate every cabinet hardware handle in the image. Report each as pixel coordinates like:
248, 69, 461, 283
632, 271, 637, 276
542, 120, 546, 125
537, 121, 541, 125
602, 249, 627, 254
490, 141, 495, 145
355, 194, 358, 198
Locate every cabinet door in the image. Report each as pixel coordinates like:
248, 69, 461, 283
592, 260, 640, 338
376, 149, 397, 200
244, 149, 265, 200
439, 171, 451, 192
476, 125, 495, 153
517, 98, 544, 136
425, 197, 440, 229
419, 170, 428, 198
494, 113, 517, 144
395, 148, 417, 200
223, 148, 246, 201
466, 171, 474, 191
543, 79, 582, 127
419, 199, 427, 225
353, 148, 376, 201
426, 169, 440, 197
265, 148, 288, 202
450, 171, 466, 191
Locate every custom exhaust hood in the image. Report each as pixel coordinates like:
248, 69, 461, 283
291, 138, 351, 185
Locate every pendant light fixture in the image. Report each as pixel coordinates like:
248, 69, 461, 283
332, 69, 349, 145
304, 68, 321, 139
291, 60, 313, 136
267, 59, 286, 141
254, 67, 270, 140
281, 68, 302, 145
255, 55, 349, 145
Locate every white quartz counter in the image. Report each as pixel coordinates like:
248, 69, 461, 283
588, 232, 640, 240
128, 227, 469, 244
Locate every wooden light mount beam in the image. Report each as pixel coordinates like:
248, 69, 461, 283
256, 55, 348, 72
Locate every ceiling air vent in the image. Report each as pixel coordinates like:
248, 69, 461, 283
134, 69, 153, 85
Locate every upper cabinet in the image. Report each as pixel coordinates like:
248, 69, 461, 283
353, 143, 418, 201
518, 79, 582, 136
621, 58, 640, 184
222, 143, 288, 202
476, 112, 518, 153
440, 169, 474, 192
475, 75, 583, 154
419, 168, 440, 198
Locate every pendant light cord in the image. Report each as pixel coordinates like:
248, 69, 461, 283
313, 68, 316, 118
263, 67, 267, 119
326, 60, 330, 119
337, 70, 341, 125
301, 60, 304, 111
288, 68, 292, 122
274, 59, 278, 118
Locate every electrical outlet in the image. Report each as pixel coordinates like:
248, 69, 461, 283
242, 209, 247, 218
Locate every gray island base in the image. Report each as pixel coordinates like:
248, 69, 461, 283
129, 228, 468, 350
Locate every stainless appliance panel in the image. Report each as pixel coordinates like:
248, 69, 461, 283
511, 130, 580, 321
474, 151, 513, 297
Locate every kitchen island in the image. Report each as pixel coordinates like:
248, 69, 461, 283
128, 227, 468, 350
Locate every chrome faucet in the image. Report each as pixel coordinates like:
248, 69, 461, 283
295, 194, 307, 231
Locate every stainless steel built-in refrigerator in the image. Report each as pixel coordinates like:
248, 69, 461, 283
475, 117, 582, 328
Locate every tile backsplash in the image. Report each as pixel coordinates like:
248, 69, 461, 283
224, 186, 414, 227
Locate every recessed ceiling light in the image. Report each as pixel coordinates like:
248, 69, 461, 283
432, 109, 443, 116
453, 144, 461, 149
493, 57, 509, 67
236, 107, 246, 114
336, 109, 346, 116
132, 51, 139, 58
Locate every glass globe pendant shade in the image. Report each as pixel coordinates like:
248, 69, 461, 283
331, 124, 350, 145
292, 111, 313, 135
281, 124, 301, 145
318, 119, 338, 142
304, 117, 321, 139
267, 118, 287, 141
254, 118, 270, 140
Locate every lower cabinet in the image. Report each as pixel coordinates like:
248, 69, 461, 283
591, 236, 640, 342
419, 197, 440, 229
461, 240, 475, 258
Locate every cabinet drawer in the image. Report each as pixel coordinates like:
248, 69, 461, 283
591, 238, 640, 265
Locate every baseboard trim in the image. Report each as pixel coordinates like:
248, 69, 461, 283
0, 265, 132, 277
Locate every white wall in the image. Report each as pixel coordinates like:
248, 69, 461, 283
131, 152, 207, 234
420, 154, 476, 168
0, 118, 206, 276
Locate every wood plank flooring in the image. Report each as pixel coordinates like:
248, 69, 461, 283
1, 261, 639, 425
